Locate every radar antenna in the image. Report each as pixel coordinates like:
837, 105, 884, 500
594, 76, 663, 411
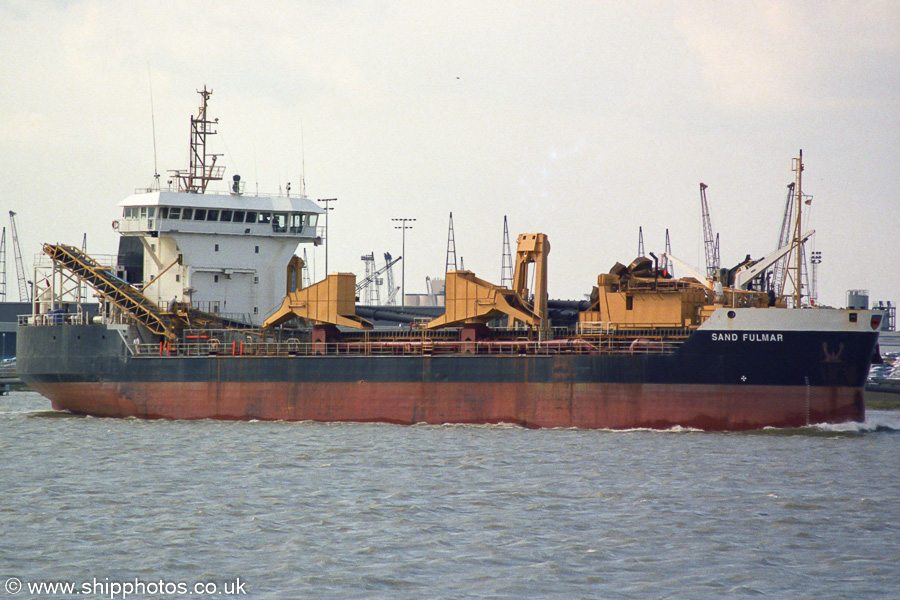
170, 86, 224, 193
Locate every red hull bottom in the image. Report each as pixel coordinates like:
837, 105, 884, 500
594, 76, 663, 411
34, 381, 864, 431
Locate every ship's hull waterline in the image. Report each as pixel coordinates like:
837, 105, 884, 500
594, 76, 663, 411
31, 380, 862, 431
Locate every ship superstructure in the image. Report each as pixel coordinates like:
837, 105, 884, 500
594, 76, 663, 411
114, 88, 323, 326
116, 190, 322, 325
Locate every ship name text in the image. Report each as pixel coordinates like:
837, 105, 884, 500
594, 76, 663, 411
711, 333, 784, 342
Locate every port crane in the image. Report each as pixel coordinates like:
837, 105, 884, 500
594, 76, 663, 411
359, 253, 381, 305
356, 254, 402, 301
699, 183, 720, 281
384, 252, 399, 305
770, 182, 795, 295
9, 211, 29, 302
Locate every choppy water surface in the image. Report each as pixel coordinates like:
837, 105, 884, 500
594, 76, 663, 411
1, 391, 898, 599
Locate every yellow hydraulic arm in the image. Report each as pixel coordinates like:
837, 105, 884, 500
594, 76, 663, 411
508, 233, 550, 330
425, 270, 540, 330
264, 273, 372, 330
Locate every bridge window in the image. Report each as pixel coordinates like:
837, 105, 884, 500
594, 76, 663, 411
182, 208, 193, 220
220, 210, 232, 222
207, 209, 219, 221
194, 209, 207, 221
257, 212, 271, 224
140, 206, 147, 218
147, 207, 156, 218
245, 211, 257, 223
233, 210, 245, 223
159, 207, 168, 219
168, 207, 181, 220
308, 214, 318, 227
273, 213, 287, 232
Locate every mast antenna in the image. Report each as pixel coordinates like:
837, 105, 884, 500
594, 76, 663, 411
500, 216, 513, 288
148, 67, 160, 190
781, 150, 813, 307
445, 212, 457, 273
300, 119, 307, 198
662, 228, 673, 276
170, 86, 224, 193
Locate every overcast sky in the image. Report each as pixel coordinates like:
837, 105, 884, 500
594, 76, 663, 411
1, 0, 898, 311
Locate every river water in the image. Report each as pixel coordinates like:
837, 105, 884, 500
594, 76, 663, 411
1, 391, 898, 599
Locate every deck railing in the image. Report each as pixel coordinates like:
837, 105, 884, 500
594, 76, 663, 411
18, 317, 688, 357
133, 337, 683, 358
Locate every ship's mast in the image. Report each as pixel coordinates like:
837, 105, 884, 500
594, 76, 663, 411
170, 86, 224, 193
782, 150, 811, 307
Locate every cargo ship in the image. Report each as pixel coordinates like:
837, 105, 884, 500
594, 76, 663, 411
15, 89, 883, 430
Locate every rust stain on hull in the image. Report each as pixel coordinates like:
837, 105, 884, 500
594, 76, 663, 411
38, 381, 864, 431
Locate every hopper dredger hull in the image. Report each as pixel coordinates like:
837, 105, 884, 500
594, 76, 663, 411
16, 307, 878, 431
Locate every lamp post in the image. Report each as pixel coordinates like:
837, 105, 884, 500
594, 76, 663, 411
392, 218, 415, 309
317, 198, 337, 279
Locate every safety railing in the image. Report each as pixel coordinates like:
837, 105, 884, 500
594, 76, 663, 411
18, 313, 93, 326
133, 337, 684, 358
